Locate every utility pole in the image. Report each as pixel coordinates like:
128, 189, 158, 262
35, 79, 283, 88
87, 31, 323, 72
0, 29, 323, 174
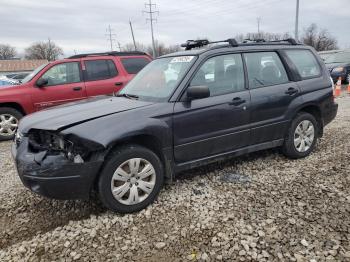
47, 37, 52, 61
117, 42, 122, 52
143, 0, 159, 58
295, 0, 300, 41
105, 25, 116, 51
257, 17, 261, 38
129, 20, 137, 51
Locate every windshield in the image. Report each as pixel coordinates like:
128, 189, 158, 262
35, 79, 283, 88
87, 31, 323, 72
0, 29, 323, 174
21, 63, 49, 83
119, 56, 196, 102
324, 51, 350, 64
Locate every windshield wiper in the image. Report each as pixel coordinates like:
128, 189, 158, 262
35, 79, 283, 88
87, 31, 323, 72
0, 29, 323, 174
116, 93, 139, 99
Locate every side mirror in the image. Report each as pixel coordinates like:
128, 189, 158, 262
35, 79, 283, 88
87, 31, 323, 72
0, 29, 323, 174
186, 85, 210, 100
36, 78, 48, 87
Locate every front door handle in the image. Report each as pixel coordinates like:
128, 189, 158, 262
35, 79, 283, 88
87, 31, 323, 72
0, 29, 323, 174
115, 82, 124, 86
229, 97, 246, 106
285, 87, 298, 95
72, 86, 82, 91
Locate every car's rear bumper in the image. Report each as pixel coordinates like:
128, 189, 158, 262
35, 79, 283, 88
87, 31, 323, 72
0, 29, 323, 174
11, 138, 103, 200
323, 102, 338, 127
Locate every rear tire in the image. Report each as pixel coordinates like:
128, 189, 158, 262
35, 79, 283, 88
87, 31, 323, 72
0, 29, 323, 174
98, 145, 164, 213
282, 112, 318, 159
0, 107, 23, 141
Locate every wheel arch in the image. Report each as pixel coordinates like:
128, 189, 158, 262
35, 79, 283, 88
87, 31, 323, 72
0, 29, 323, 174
0, 102, 26, 116
92, 133, 174, 192
295, 104, 323, 136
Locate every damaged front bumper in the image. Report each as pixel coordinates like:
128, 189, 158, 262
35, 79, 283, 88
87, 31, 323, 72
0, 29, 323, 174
11, 137, 103, 200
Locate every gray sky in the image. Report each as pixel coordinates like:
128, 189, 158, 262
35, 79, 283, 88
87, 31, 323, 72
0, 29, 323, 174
0, 0, 349, 57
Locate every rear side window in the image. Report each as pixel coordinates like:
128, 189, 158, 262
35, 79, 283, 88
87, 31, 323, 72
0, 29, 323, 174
244, 52, 289, 89
121, 58, 150, 74
84, 59, 118, 81
285, 50, 321, 78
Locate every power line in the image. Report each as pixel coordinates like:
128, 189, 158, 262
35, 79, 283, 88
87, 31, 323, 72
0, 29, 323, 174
143, 0, 159, 58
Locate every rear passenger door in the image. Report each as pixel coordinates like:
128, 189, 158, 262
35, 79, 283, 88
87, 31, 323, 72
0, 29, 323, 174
83, 58, 124, 97
245, 51, 301, 145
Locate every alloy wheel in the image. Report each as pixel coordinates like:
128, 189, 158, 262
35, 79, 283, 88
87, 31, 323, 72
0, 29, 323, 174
293, 120, 315, 153
110, 158, 156, 205
0, 114, 18, 137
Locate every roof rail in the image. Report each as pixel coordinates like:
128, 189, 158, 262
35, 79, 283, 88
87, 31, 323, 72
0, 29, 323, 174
67, 51, 148, 59
242, 38, 299, 45
181, 38, 300, 50
181, 38, 238, 50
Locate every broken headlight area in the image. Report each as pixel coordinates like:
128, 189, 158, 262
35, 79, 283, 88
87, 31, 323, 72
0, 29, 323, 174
27, 130, 88, 164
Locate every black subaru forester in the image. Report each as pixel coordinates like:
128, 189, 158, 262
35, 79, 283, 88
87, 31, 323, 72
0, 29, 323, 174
12, 38, 338, 213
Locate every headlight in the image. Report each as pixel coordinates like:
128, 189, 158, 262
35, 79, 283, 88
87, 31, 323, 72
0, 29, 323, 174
15, 131, 23, 145
28, 130, 84, 163
332, 67, 344, 73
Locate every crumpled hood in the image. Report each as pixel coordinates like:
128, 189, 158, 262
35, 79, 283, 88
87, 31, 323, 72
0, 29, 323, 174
19, 96, 154, 134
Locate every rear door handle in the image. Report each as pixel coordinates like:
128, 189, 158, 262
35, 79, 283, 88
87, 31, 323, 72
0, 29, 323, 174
229, 97, 246, 106
115, 82, 123, 86
72, 86, 82, 91
285, 87, 298, 95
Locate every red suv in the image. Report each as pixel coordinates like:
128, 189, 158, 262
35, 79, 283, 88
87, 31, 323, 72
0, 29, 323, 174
0, 51, 151, 140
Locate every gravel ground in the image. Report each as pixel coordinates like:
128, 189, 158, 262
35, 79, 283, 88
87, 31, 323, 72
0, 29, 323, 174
0, 97, 350, 261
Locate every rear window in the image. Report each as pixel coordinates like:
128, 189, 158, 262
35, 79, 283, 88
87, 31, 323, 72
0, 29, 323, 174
285, 50, 321, 78
84, 59, 118, 81
121, 57, 150, 74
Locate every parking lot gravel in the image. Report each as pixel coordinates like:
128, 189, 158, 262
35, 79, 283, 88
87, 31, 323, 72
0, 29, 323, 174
0, 97, 349, 261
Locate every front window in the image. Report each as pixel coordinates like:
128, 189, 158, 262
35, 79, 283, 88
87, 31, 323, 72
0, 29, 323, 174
190, 54, 245, 96
21, 63, 49, 84
40, 62, 81, 86
119, 56, 196, 102
324, 51, 350, 64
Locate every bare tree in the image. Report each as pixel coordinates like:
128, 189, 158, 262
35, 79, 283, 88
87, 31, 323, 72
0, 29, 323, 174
122, 41, 180, 57
235, 32, 292, 42
302, 24, 338, 51
25, 39, 63, 61
0, 44, 17, 60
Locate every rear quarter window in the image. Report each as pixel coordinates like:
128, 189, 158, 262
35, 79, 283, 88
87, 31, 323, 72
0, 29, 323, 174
121, 57, 150, 74
285, 50, 321, 79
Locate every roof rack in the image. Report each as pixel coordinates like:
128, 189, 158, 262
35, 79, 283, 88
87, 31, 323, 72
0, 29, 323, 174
67, 51, 148, 59
181, 38, 300, 50
243, 38, 299, 45
181, 38, 238, 50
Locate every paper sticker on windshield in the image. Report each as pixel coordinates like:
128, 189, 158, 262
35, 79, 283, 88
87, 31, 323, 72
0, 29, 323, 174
170, 56, 194, 63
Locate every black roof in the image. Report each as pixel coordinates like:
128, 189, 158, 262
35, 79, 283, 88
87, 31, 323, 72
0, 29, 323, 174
67, 51, 148, 59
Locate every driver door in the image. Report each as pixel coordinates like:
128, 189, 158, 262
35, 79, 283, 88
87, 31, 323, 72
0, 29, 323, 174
31, 61, 86, 111
173, 53, 251, 163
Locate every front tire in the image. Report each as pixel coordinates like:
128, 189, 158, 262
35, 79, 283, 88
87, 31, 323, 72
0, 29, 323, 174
282, 112, 318, 159
98, 145, 164, 213
0, 107, 23, 141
